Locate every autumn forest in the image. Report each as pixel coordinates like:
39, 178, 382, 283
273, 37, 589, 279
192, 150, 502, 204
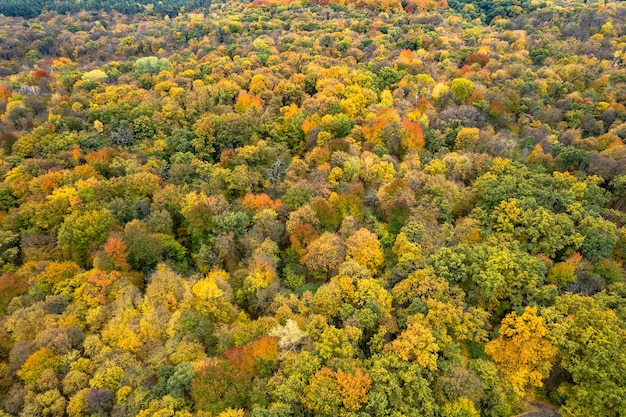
0, 0, 625, 416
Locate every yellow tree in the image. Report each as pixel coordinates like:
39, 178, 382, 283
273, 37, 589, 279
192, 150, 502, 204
192, 271, 233, 321
485, 306, 554, 400
392, 233, 424, 269
345, 228, 384, 275
245, 252, 278, 292
526, 144, 555, 170
303, 365, 372, 416
385, 314, 439, 370
303, 367, 343, 416
454, 127, 480, 152
302, 232, 345, 280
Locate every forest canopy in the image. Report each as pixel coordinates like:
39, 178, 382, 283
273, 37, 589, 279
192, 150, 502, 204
0, 0, 626, 416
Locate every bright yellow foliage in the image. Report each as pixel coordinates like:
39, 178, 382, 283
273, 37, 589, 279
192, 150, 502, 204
485, 306, 554, 400
192, 275, 224, 301
345, 228, 384, 274
385, 314, 439, 370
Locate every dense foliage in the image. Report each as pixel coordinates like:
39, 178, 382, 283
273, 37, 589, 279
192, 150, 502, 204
0, 0, 212, 19
1, 0, 626, 416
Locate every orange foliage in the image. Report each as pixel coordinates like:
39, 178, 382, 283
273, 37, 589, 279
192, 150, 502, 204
223, 336, 279, 378
43, 121, 56, 134
192, 358, 253, 414
318, 162, 331, 171
362, 109, 400, 146
242, 193, 282, 212
466, 227, 482, 243
40, 175, 59, 194
0, 85, 11, 99
459, 64, 474, 75
0, 273, 28, 309
70, 147, 82, 163
417, 97, 432, 112
334, 367, 372, 411
361, 118, 389, 146
464, 53, 490, 67
302, 119, 318, 137
362, 109, 401, 146
401, 119, 425, 151
220, 149, 237, 166
489, 101, 505, 116
378, 108, 401, 123
250, 335, 279, 362
611, 102, 626, 114
73, 164, 99, 180
565, 252, 583, 267
103, 236, 130, 271
304, 366, 372, 413
86, 270, 121, 304
289, 223, 319, 255
596, 133, 618, 151
36, 261, 81, 290
225, 345, 257, 376
468, 91, 485, 104
33, 69, 50, 82
85, 148, 112, 166
607, 138, 624, 150
235, 91, 262, 114
397, 50, 414, 66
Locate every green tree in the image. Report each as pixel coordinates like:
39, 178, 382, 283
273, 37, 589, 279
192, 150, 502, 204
124, 220, 162, 274
133, 57, 172, 76
316, 326, 355, 361
543, 294, 626, 417
366, 354, 438, 417
57, 209, 115, 268
0, 230, 19, 270
450, 78, 475, 103
431, 239, 550, 311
